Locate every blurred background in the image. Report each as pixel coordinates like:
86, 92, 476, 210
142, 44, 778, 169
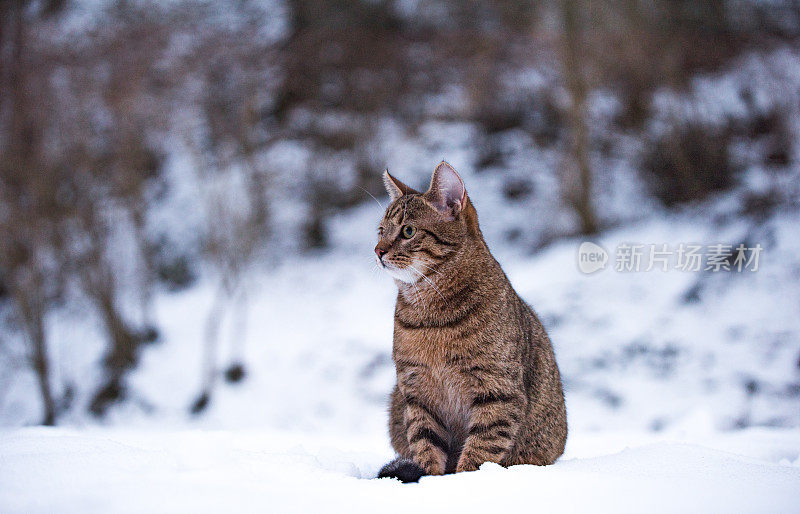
0, 0, 799, 438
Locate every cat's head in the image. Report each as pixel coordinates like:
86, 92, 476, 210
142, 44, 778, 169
375, 161, 476, 283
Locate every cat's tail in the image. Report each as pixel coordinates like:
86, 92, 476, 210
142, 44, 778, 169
377, 457, 426, 483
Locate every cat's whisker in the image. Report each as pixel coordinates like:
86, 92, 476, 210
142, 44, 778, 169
367, 257, 380, 273
414, 261, 443, 277
409, 265, 446, 301
412, 282, 423, 305
358, 186, 385, 212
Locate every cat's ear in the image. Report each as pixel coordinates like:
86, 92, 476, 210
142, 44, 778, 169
424, 161, 466, 219
383, 170, 417, 201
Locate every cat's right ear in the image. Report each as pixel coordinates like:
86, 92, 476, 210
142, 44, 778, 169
423, 161, 466, 219
383, 170, 417, 201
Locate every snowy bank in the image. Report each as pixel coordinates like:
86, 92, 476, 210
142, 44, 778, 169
1, 427, 799, 513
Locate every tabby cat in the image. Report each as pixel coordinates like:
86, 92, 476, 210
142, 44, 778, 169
375, 162, 567, 482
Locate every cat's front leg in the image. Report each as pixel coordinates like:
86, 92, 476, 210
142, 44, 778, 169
456, 390, 524, 473
402, 395, 449, 476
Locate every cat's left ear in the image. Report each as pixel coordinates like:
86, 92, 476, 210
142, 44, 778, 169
383, 170, 418, 201
424, 161, 466, 219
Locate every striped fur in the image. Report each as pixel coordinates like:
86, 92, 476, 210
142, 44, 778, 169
376, 162, 567, 479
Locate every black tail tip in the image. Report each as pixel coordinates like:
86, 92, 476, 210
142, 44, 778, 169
377, 458, 426, 483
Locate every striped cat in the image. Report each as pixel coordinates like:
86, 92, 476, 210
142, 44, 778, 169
375, 162, 567, 482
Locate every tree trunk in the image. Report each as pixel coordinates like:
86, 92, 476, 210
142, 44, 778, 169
88, 283, 139, 416
191, 280, 229, 414
16, 286, 56, 425
81, 256, 141, 416
559, 0, 598, 235
29, 306, 56, 425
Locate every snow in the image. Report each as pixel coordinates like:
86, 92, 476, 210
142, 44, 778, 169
2, 427, 799, 513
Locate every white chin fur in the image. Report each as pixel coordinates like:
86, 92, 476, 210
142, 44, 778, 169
385, 266, 420, 284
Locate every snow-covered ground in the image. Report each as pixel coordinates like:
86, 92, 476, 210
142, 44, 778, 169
2, 426, 799, 513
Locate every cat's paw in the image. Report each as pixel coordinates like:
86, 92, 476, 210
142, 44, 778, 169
455, 457, 481, 473
377, 457, 426, 483
419, 458, 446, 476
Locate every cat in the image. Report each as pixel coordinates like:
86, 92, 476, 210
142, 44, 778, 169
375, 161, 567, 482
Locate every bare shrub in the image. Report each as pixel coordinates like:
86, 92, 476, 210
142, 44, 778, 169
641, 122, 738, 206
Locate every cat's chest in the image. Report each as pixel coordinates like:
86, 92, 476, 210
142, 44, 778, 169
393, 322, 479, 364
392, 320, 479, 431
394, 342, 471, 431
406, 363, 469, 435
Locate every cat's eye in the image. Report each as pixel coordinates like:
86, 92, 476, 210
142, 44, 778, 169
400, 225, 416, 239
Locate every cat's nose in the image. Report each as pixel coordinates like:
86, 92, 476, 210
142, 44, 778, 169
375, 244, 388, 260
